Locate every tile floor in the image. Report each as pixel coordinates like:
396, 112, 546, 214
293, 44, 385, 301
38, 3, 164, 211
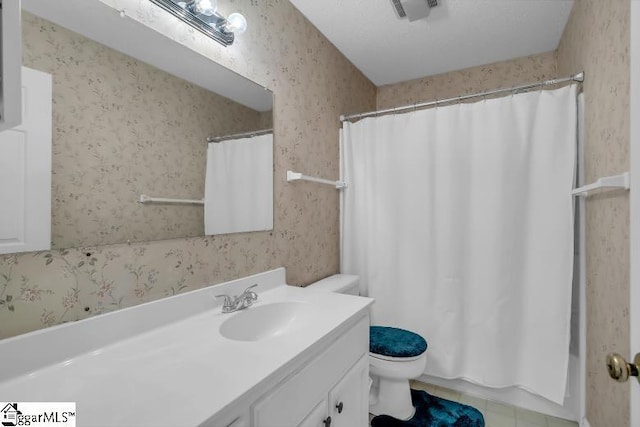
370, 380, 578, 427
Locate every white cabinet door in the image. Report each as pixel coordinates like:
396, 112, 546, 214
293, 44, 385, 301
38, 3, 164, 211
328, 355, 369, 427
0, 0, 22, 131
298, 398, 329, 427
0, 67, 52, 254
252, 318, 368, 427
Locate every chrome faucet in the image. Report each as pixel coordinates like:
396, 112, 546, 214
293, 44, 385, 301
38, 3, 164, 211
216, 284, 258, 313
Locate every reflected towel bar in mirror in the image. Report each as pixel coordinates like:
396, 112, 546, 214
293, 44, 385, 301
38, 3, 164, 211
139, 194, 205, 205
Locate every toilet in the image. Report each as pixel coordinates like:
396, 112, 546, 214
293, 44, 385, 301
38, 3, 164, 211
306, 274, 428, 420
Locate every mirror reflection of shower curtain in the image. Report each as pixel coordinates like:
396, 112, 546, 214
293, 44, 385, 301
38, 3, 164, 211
341, 85, 577, 405
204, 133, 273, 235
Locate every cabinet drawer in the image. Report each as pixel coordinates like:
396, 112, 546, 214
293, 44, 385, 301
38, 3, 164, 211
252, 316, 368, 426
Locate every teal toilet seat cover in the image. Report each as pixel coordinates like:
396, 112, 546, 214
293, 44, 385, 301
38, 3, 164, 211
370, 326, 427, 358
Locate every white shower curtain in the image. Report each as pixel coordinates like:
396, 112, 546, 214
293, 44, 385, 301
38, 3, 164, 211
341, 85, 577, 404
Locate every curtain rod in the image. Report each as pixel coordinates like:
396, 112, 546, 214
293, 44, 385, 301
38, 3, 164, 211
340, 72, 585, 122
207, 128, 273, 143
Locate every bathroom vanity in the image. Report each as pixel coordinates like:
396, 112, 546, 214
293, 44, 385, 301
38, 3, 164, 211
0, 268, 373, 426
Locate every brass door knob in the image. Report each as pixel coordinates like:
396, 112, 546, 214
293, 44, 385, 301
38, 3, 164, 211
606, 353, 640, 383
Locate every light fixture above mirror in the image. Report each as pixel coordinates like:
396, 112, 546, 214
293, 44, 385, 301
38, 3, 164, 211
149, 0, 247, 46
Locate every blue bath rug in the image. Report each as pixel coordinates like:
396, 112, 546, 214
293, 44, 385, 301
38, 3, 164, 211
370, 389, 484, 427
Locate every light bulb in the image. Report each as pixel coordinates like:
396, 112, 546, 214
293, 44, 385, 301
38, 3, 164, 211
193, 0, 217, 16
225, 13, 247, 34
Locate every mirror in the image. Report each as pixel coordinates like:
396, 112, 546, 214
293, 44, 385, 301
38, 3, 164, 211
21, 0, 273, 249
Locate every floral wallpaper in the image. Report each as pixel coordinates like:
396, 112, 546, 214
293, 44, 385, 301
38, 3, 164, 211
556, 0, 631, 426
22, 12, 269, 249
376, 51, 557, 110
0, 0, 377, 340
0, 235, 278, 339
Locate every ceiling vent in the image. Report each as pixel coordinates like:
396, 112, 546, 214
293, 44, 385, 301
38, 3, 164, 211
391, 0, 439, 22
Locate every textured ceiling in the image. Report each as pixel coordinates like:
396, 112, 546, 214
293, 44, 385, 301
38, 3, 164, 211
290, 0, 574, 86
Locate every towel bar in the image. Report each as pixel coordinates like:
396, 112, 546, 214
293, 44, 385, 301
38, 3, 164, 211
572, 172, 629, 197
287, 171, 347, 189
138, 194, 204, 205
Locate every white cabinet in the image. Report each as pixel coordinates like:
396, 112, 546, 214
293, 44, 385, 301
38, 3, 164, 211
298, 398, 329, 427
251, 316, 369, 427
0, 0, 22, 131
328, 355, 369, 427
0, 67, 51, 254
297, 355, 369, 427
201, 313, 371, 427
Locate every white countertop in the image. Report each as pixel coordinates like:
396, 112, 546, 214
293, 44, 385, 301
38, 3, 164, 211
0, 270, 372, 426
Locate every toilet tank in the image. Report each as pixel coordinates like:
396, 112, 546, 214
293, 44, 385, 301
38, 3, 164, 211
306, 274, 360, 295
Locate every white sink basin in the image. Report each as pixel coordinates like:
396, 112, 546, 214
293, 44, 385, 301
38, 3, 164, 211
219, 302, 312, 341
